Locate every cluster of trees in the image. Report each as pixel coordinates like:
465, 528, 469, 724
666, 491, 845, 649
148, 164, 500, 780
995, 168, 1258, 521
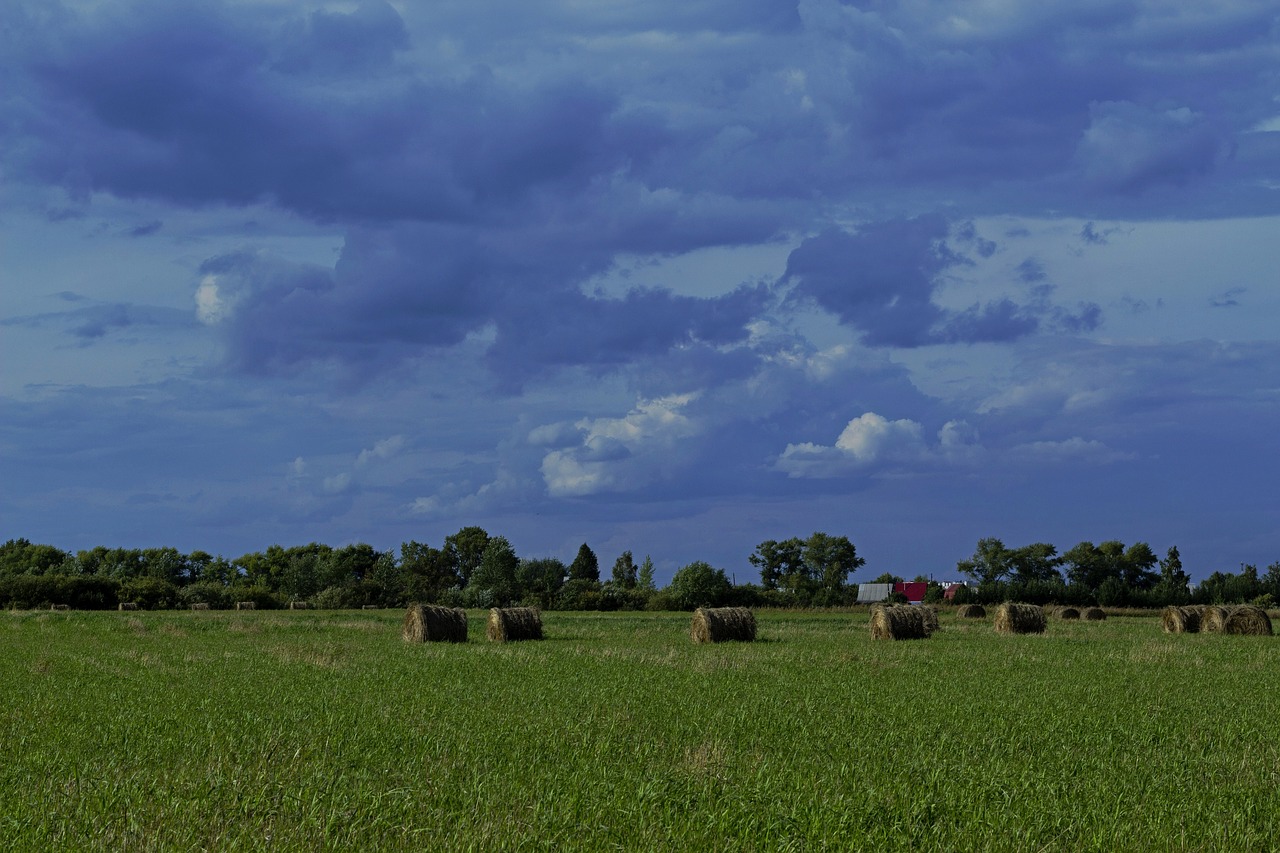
950, 538, 1280, 608
5, 530, 1277, 612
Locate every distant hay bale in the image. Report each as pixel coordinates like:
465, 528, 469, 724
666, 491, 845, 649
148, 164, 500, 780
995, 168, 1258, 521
956, 604, 986, 619
1223, 605, 1273, 636
403, 604, 468, 643
235, 601, 256, 611
118, 603, 139, 612
51, 604, 70, 612
191, 603, 211, 611
361, 604, 379, 610
690, 607, 757, 643
869, 604, 931, 640
994, 602, 1046, 635
1082, 607, 1106, 621
1162, 605, 1204, 633
1202, 606, 1232, 634
486, 607, 543, 642
288, 601, 309, 610
1057, 607, 1081, 620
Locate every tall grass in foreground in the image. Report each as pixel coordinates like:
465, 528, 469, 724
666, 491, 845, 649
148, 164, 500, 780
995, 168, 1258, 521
2, 609, 1278, 851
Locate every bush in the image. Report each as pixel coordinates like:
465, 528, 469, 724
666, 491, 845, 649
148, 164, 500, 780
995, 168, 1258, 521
178, 581, 231, 609
668, 562, 731, 610
228, 583, 283, 610
119, 577, 179, 610
555, 579, 603, 611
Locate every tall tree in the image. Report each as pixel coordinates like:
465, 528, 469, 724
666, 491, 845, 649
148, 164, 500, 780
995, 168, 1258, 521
749, 538, 805, 590
957, 538, 1013, 584
444, 526, 490, 585
668, 561, 731, 610
637, 555, 656, 592
471, 537, 520, 604
1007, 543, 1062, 583
803, 532, 864, 594
1159, 546, 1189, 589
611, 551, 638, 589
568, 543, 600, 582
400, 541, 462, 600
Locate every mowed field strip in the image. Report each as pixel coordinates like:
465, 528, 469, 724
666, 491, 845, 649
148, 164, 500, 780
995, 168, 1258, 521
3, 609, 1279, 851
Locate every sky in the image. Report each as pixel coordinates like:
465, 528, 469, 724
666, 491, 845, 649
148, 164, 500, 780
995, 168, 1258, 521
3, 0, 1279, 584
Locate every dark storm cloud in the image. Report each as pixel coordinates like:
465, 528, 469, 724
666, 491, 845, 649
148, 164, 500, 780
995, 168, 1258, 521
781, 216, 1100, 347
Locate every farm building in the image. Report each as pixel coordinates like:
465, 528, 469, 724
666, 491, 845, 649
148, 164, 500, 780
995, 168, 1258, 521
856, 583, 892, 603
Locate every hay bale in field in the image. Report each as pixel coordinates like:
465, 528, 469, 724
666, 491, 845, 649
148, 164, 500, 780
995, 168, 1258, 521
1057, 607, 1081, 620
190, 603, 210, 611
1082, 607, 1106, 621
403, 604, 468, 643
994, 602, 1046, 635
869, 604, 931, 640
118, 602, 139, 612
1223, 605, 1273, 636
1202, 606, 1232, 634
51, 604, 70, 612
235, 601, 256, 611
956, 604, 986, 619
486, 607, 543, 642
690, 607, 757, 643
361, 604, 379, 610
1162, 605, 1204, 633
288, 601, 309, 610
920, 606, 939, 634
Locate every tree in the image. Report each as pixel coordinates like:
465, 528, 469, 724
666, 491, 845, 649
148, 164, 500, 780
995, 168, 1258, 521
957, 538, 1012, 584
637, 555, 656, 592
400, 541, 462, 601
749, 538, 805, 591
1120, 542, 1159, 591
322, 543, 381, 588
470, 537, 520, 605
518, 557, 566, 608
568, 543, 600, 583
611, 551, 638, 589
668, 561, 731, 610
1007, 543, 1062, 584
803, 532, 864, 595
444, 526, 490, 585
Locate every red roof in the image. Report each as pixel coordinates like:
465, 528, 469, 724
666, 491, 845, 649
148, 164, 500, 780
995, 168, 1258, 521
894, 581, 927, 603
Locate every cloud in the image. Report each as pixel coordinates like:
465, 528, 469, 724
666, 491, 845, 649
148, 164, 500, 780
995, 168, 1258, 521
776, 412, 956, 478
539, 394, 702, 496
1076, 102, 1228, 194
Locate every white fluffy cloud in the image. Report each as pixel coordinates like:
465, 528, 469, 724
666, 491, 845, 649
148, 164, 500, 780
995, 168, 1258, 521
539, 393, 702, 496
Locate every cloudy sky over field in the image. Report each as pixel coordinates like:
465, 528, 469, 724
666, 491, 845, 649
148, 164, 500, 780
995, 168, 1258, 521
3, 0, 1279, 581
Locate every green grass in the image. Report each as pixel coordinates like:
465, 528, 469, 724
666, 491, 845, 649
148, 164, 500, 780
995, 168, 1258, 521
2, 608, 1278, 851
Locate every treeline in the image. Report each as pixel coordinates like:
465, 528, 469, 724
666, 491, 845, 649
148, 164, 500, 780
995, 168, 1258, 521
0, 529, 794, 612
945, 538, 1280, 609
3, 531, 1276, 611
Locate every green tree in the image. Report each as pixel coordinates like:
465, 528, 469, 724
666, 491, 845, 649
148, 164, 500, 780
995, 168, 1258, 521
637, 555, 656, 592
444, 526, 490, 586
611, 551, 638, 589
323, 543, 382, 588
568, 543, 600, 583
957, 538, 1012, 584
0, 539, 69, 575
518, 557, 566, 608
471, 537, 520, 605
749, 538, 805, 591
668, 561, 731, 610
803, 532, 864, 595
1007, 543, 1061, 583
400, 541, 462, 601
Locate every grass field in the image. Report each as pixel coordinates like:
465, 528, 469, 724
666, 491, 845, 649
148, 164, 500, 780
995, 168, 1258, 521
2, 608, 1278, 851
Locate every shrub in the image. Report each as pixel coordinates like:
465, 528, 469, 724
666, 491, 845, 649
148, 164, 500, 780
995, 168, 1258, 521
178, 581, 231, 610
667, 562, 731, 610
119, 577, 179, 610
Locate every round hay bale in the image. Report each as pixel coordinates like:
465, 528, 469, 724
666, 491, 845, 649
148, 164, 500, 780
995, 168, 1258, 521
235, 601, 256, 611
191, 603, 210, 611
403, 604, 468, 643
1202, 606, 1232, 634
994, 602, 1046, 635
1223, 605, 1273, 636
1057, 607, 1081, 620
486, 607, 543, 642
956, 604, 986, 619
869, 604, 931, 640
920, 606, 939, 634
361, 604, 379, 610
1082, 607, 1106, 621
690, 607, 757, 643
51, 604, 71, 612
1162, 605, 1203, 634
118, 602, 140, 612
288, 601, 310, 610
